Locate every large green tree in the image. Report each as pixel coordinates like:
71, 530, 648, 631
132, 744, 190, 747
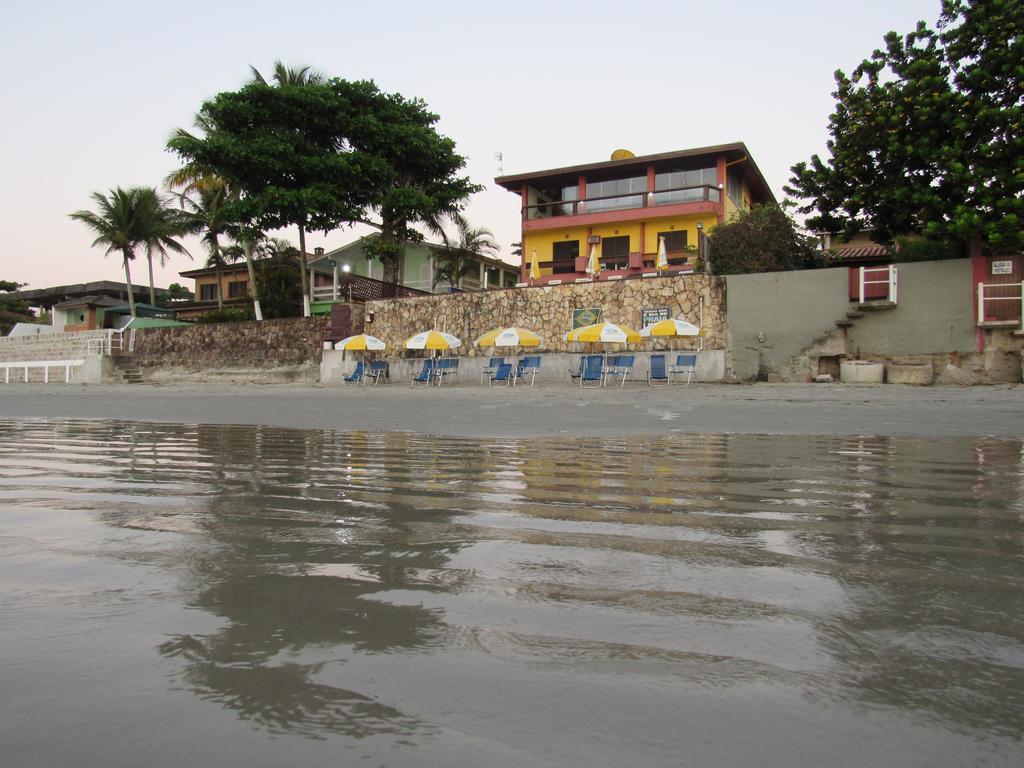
249, 60, 325, 316
69, 187, 188, 317
167, 76, 479, 294
706, 205, 823, 275
787, 0, 1023, 252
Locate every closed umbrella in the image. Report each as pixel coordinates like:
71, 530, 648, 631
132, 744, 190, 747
586, 243, 600, 278
529, 250, 541, 282
655, 236, 669, 273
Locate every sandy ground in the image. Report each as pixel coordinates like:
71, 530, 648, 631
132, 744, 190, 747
0, 381, 1021, 438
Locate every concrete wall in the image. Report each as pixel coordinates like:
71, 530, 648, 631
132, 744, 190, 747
846, 259, 976, 356
0, 329, 116, 362
726, 267, 851, 381
727, 259, 998, 383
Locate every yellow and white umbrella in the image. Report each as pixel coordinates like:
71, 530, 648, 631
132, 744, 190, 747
564, 321, 641, 344
475, 327, 542, 348
639, 318, 704, 337
586, 243, 601, 278
335, 333, 386, 351
655, 236, 669, 272
529, 250, 541, 282
404, 329, 462, 350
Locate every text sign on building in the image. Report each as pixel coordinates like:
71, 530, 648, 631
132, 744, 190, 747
572, 307, 602, 329
587, 235, 601, 245
992, 260, 1013, 275
641, 307, 671, 327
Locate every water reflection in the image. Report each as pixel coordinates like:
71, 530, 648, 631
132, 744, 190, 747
1, 420, 1022, 765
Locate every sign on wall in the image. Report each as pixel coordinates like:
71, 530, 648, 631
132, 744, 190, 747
641, 307, 671, 327
992, 260, 1014, 275
572, 307, 602, 329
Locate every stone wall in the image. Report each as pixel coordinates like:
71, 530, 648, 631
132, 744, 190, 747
131, 317, 329, 373
365, 274, 724, 355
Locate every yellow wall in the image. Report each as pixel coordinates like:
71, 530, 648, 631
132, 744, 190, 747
642, 214, 717, 254
522, 227, 589, 275
523, 214, 717, 272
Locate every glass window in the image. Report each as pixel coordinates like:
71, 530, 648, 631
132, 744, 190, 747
584, 176, 645, 213
727, 167, 744, 205
658, 230, 690, 265
199, 283, 218, 301
653, 167, 719, 205
228, 281, 247, 298
552, 240, 579, 274
601, 236, 630, 270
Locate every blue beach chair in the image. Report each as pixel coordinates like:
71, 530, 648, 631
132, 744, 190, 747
489, 362, 515, 386
516, 356, 541, 386
343, 360, 366, 385
411, 359, 436, 387
647, 354, 669, 386
569, 356, 585, 384
368, 360, 390, 385
481, 356, 504, 383
579, 355, 604, 388
606, 354, 634, 387
436, 357, 459, 385
670, 353, 698, 385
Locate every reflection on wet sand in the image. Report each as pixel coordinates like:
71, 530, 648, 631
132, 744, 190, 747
0, 420, 1022, 766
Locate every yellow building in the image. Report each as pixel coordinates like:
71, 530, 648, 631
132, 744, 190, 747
495, 142, 775, 283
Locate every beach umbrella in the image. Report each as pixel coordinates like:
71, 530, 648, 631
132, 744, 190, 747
334, 333, 386, 351
404, 329, 462, 350
564, 321, 641, 344
474, 327, 543, 348
639, 318, 703, 337
655, 236, 669, 272
586, 243, 601, 278
529, 250, 541, 282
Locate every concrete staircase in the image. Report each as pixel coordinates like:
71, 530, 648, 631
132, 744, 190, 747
784, 301, 897, 381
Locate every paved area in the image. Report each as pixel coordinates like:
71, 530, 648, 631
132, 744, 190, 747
0, 382, 1021, 438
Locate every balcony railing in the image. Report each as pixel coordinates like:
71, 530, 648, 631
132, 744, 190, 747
524, 184, 721, 220
977, 282, 1023, 328
312, 274, 430, 303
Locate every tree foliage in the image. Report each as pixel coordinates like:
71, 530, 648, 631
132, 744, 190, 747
0, 280, 33, 334
431, 219, 500, 290
69, 187, 188, 317
787, 0, 1024, 252
707, 205, 823, 275
167, 77, 480, 288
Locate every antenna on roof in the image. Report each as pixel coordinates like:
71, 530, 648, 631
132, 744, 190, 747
494, 151, 504, 175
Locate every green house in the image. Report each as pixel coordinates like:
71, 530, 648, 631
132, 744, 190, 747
306, 235, 519, 315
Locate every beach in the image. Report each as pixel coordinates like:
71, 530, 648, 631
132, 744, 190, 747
0, 382, 1020, 438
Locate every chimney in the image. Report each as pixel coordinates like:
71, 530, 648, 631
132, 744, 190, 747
314, 247, 325, 257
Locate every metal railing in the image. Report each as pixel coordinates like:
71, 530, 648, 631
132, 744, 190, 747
858, 265, 899, 304
977, 282, 1023, 327
83, 329, 127, 356
312, 274, 430, 302
524, 184, 721, 220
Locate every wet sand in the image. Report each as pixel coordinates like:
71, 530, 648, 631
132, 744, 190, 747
0, 382, 1021, 437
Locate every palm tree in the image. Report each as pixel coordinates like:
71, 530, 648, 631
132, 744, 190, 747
248, 60, 325, 317
431, 219, 500, 291
69, 187, 187, 318
176, 184, 236, 310
138, 189, 190, 306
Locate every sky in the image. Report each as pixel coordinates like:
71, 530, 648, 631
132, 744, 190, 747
1, 0, 944, 292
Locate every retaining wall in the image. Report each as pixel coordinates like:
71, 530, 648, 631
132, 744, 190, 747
131, 317, 329, 379
365, 274, 725, 355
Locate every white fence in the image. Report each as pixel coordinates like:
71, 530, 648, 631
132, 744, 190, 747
977, 282, 1023, 328
2, 360, 85, 383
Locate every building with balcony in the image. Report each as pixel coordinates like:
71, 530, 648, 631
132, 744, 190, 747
496, 142, 775, 283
